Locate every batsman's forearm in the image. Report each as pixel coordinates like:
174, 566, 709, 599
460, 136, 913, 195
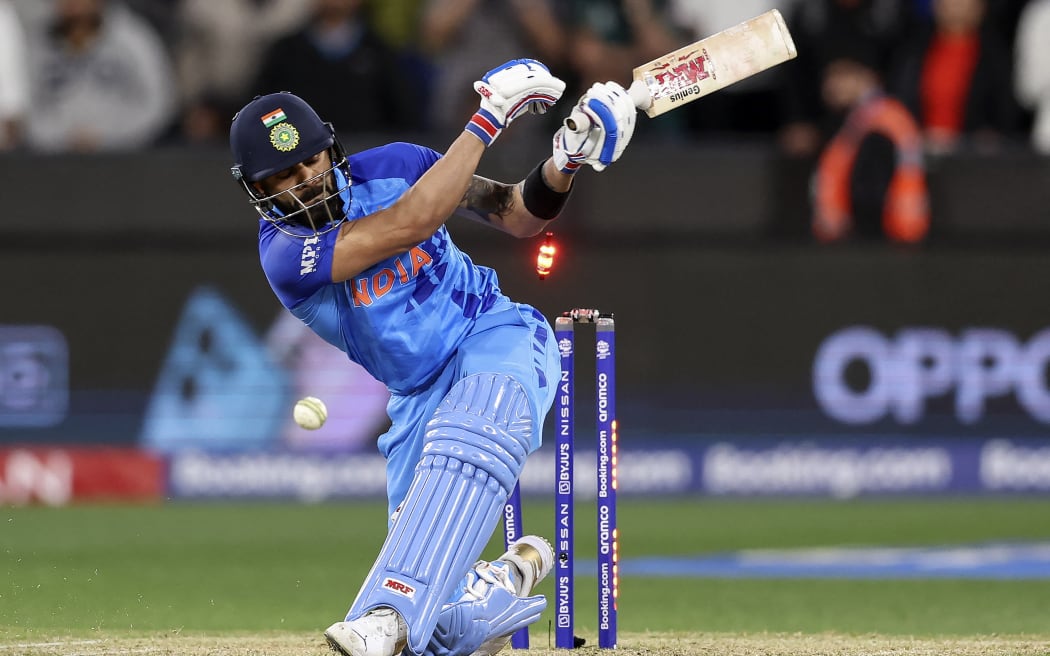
328, 131, 487, 282
398, 132, 486, 235
541, 157, 574, 192
498, 157, 574, 237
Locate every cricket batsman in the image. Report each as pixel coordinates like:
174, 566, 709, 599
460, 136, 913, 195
228, 59, 637, 656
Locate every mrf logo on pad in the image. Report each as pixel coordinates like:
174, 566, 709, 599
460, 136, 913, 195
383, 578, 416, 598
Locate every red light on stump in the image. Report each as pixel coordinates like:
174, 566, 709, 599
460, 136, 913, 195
536, 232, 556, 279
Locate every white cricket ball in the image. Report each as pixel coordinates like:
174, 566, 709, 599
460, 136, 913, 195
293, 396, 328, 430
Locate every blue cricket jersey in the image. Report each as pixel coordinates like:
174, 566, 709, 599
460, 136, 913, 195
259, 142, 507, 394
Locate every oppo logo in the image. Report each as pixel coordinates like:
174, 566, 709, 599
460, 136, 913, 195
814, 327, 1050, 425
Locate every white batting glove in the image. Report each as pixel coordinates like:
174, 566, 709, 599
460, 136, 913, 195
551, 123, 599, 174
552, 81, 637, 173
466, 59, 566, 147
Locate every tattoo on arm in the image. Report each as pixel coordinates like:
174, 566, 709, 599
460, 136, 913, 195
458, 176, 516, 224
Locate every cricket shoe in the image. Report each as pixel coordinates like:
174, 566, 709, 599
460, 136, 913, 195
470, 535, 554, 656
325, 607, 407, 656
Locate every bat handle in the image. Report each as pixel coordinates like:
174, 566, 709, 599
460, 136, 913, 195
627, 79, 652, 111
564, 80, 652, 133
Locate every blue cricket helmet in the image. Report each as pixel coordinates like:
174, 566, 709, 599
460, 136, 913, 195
230, 92, 351, 237
230, 92, 335, 182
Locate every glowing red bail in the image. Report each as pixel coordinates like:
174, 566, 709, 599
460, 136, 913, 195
536, 231, 556, 279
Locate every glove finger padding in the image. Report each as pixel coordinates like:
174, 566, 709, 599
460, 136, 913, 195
552, 124, 600, 174
557, 81, 638, 172
468, 59, 566, 146
483, 59, 564, 119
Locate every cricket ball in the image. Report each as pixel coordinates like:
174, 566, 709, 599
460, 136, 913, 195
293, 396, 328, 430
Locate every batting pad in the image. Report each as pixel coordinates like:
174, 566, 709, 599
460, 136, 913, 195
345, 373, 533, 655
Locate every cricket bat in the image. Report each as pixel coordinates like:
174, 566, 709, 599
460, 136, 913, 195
566, 9, 797, 130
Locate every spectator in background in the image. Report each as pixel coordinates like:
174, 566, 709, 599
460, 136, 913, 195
910, 0, 932, 18
174, 0, 311, 146
370, 0, 432, 123
121, 0, 176, 47
811, 42, 929, 244
563, 0, 682, 92
779, 0, 916, 156
22, 0, 176, 152
419, 0, 567, 141
668, 0, 798, 137
559, 0, 684, 139
869, 0, 1024, 42
888, 0, 1019, 154
371, 0, 425, 49
251, 0, 421, 136
985, 0, 1030, 52
0, 0, 29, 151
1014, 0, 1050, 155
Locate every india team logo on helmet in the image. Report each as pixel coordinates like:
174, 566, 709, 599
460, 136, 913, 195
269, 122, 300, 152
259, 106, 301, 151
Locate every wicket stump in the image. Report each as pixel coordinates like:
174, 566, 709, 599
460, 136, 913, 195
502, 309, 619, 649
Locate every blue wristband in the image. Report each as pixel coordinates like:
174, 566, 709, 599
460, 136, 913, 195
465, 109, 503, 147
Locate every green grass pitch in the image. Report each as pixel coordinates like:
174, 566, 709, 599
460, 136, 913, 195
3, 497, 1050, 653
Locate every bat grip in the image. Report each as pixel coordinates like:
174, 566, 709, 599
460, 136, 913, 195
563, 80, 652, 134
627, 79, 652, 111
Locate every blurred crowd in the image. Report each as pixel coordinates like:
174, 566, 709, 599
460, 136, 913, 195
0, 0, 1046, 157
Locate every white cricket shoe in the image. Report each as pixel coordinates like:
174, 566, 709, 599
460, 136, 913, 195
325, 607, 407, 656
471, 535, 554, 656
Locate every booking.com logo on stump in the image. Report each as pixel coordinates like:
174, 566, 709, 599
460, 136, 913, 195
813, 326, 1050, 425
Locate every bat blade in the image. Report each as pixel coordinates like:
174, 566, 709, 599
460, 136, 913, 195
632, 9, 797, 118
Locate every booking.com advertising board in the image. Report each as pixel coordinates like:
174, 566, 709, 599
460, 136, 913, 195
2, 246, 1050, 502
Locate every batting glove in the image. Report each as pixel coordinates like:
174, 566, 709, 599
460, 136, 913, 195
466, 59, 566, 147
553, 81, 638, 172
